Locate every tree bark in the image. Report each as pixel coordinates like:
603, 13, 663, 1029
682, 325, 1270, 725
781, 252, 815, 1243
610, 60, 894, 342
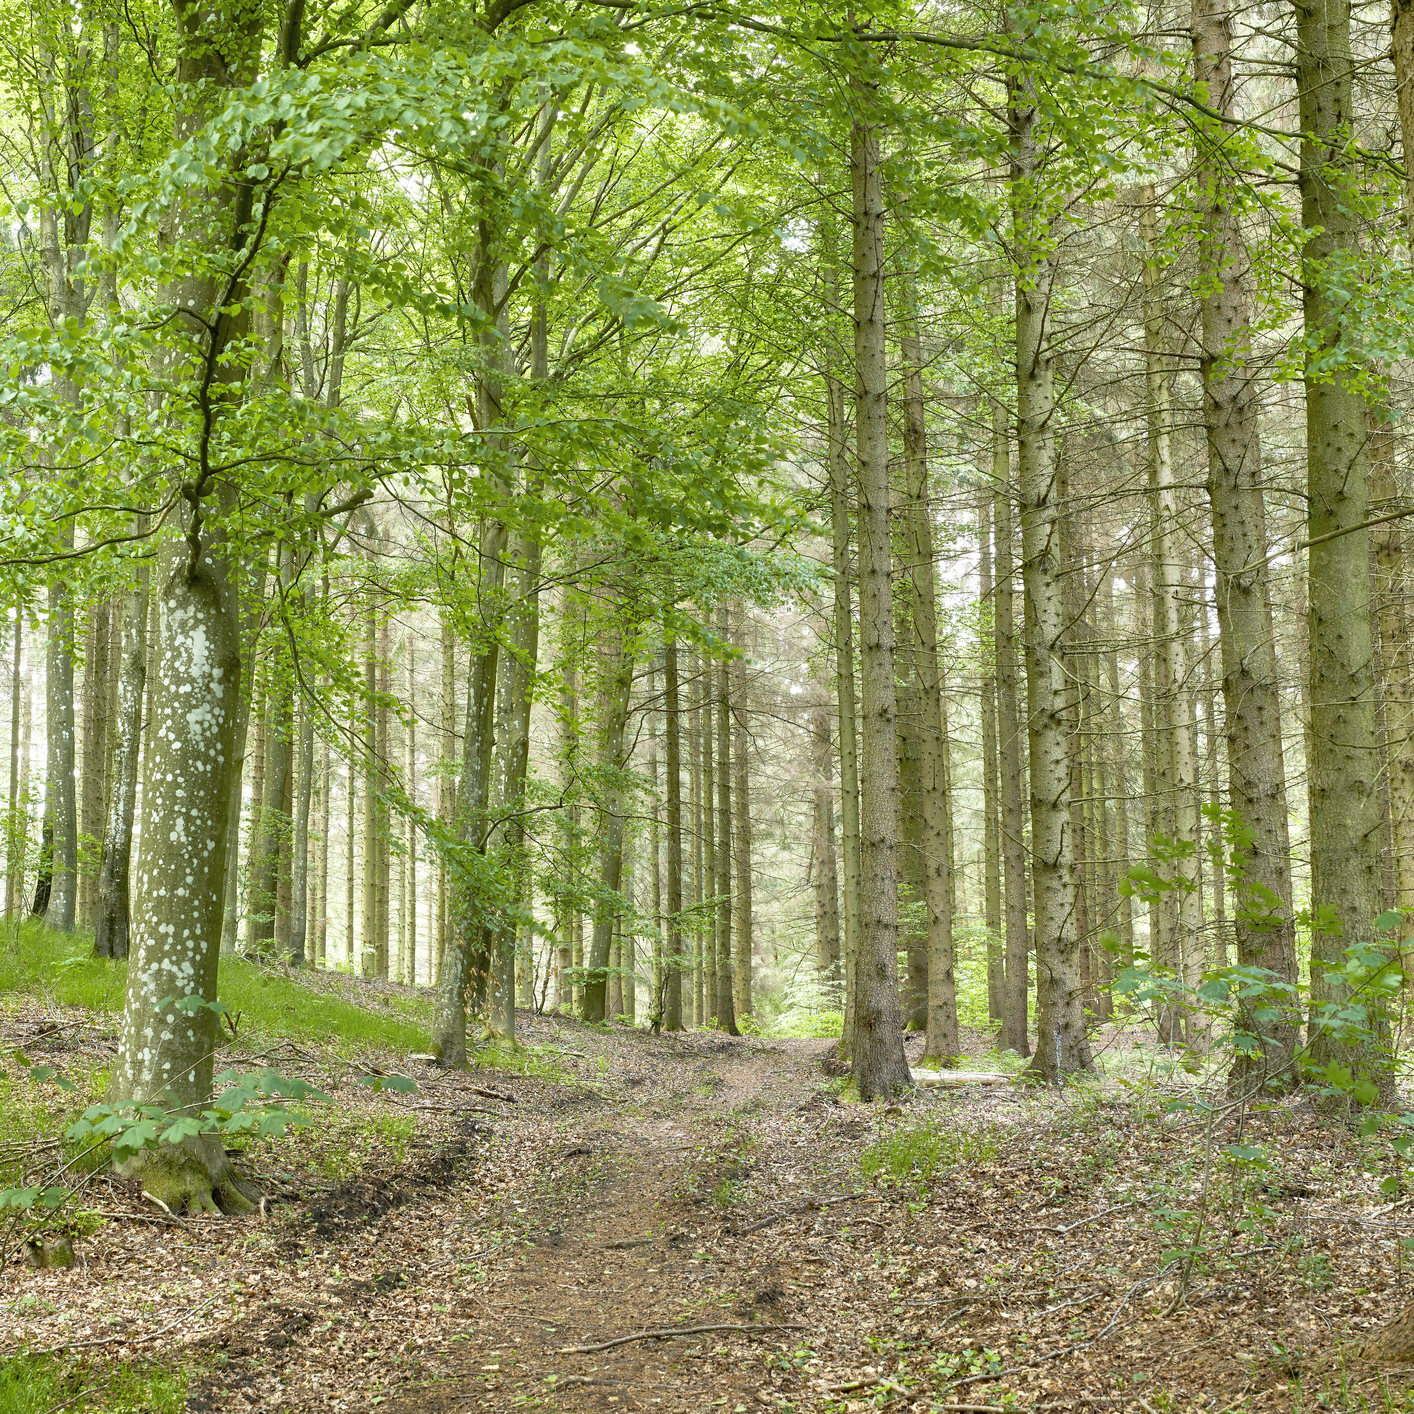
715, 615, 739, 1036
94, 566, 148, 960
664, 628, 686, 1030
849, 106, 910, 1099
900, 310, 959, 1065
1011, 61, 1092, 1080
1294, 0, 1390, 1082
993, 420, 1032, 1057
811, 706, 843, 1002
979, 496, 1004, 1023
581, 622, 635, 1024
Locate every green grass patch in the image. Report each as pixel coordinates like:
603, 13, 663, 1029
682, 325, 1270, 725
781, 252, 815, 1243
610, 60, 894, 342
0, 1353, 186, 1414
861, 1115, 1000, 1194
0, 921, 427, 1054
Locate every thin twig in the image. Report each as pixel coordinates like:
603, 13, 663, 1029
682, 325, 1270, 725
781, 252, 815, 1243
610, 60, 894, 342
555, 1321, 803, 1355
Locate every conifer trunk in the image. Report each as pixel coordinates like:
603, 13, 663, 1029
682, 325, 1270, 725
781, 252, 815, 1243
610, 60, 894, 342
849, 107, 910, 1099
1294, 0, 1389, 1080
1011, 65, 1091, 1080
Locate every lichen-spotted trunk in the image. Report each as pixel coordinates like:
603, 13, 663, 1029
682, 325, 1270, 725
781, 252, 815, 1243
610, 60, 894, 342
110, 542, 251, 1213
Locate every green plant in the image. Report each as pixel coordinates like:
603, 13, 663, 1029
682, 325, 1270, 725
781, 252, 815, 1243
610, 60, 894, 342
861, 1117, 999, 1195
0, 1354, 187, 1414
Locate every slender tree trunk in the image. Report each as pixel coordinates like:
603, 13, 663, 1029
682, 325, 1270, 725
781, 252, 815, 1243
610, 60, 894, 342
900, 309, 959, 1065
715, 615, 739, 1036
43, 586, 78, 933
701, 651, 718, 1023
1011, 65, 1091, 1080
1297, 0, 1387, 1083
812, 706, 843, 1001
979, 497, 1004, 1023
824, 277, 863, 1051
5, 616, 22, 917
664, 629, 685, 1031
994, 423, 1032, 1057
850, 107, 910, 1098
78, 600, 112, 930
1141, 195, 1204, 1042
288, 688, 315, 967
689, 652, 705, 1027
730, 609, 753, 1023
404, 639, 417, 985
582, 622, 635, 1024
95, 565, 148, 960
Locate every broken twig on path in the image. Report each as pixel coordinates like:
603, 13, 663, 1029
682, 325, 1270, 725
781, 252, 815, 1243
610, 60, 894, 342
555, 1321, 803, 1355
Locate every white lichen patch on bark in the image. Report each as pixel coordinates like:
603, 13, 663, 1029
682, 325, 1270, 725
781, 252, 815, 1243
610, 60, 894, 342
112, 547, 240, 1117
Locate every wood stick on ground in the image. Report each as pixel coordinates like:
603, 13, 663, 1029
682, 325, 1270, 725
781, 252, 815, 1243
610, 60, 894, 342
555, 1321, 803, 1355
737, 1191, 869, 1235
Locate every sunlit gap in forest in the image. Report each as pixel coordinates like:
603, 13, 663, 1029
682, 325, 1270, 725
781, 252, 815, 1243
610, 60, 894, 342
3, 0, 1414, 1409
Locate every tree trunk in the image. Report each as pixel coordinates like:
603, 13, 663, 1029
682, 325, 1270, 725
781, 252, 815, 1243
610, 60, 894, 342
1141, 194, 1203, 1043
900, 309, 959, 1065
849, 107, 910, 1099
730, 609, 753, 1023
5, 615, 23, 917
1294, 0, 1390, 1082
94, 565, 148, 960
811, 706, 843, 1001
994, 422, 1032, 1057
1011, 63, 1092, 1080
715, 616, 739, 1036
78, 599, 113, 931
43, 585, 78, 933
701, 650, 718, 1023
582, 622, 635, 1024
979, 496, 1004, 1023
288, 688, 315, 967
826, 321, 863, 1056
664, 629, 686, 1031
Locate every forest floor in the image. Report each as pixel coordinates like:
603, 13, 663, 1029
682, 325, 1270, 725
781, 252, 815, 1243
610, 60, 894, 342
5, 964, 1414, 1413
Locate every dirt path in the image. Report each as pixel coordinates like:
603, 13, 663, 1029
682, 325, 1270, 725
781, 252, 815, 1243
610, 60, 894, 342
15, 1003, 1406, 1414
387, 1032, 833, 1413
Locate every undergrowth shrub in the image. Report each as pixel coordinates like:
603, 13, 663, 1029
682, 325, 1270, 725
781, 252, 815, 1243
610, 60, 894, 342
861, 1116, 999, 1194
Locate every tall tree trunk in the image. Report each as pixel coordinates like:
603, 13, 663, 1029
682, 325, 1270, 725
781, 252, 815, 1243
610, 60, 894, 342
824, 275, 863, 1051
900, 307, 959, 1065
849, 106, 910, 1099
664, 628, 686, 1031
1011, 63, 1092, 1080
404, 639, 417, 985
811, 706, 843, 1001
94, 566, 148, 959
979, 496, 1004, 1023
582, 622, 635, 1024
43, 590, 78, 933
5, 616, 22, 917
994, 422, 1032, 1057
437, 614, 456, 983
288, 688, 315, 967
715, 616, 739, 1036
78, 600, 113, 930
701, 650, 718, 1022
108, 0, 266, 1212
689, 651, 705, 1027
1293, 0, 1388, 1081
1141, 195, 1204, 1043
730, 609, 754, 1023
485, 506, 543, 1042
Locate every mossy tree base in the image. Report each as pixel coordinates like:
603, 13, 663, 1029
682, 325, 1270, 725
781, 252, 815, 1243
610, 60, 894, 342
116, 1135, 257, 1216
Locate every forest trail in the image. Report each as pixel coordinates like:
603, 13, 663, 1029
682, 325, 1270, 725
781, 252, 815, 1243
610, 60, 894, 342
13, 991, 1414, 1414
387, 1031, 831, 1414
